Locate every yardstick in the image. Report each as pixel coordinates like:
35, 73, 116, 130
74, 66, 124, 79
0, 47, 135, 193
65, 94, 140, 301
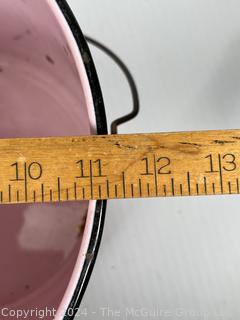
0, 129, 240, 204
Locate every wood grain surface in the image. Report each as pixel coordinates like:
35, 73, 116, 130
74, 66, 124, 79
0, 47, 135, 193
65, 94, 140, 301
0, 129, 239, 204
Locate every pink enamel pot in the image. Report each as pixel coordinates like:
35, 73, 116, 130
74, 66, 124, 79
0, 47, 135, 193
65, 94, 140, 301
0, 0, 107, 319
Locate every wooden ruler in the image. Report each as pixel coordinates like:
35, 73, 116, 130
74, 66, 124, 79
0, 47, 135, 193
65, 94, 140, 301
0, 129, 240, 204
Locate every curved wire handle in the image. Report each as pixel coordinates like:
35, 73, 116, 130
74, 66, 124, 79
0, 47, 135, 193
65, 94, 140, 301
84, 35, 139, 134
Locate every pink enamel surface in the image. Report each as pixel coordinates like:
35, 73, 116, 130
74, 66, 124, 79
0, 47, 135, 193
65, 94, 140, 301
0, 0, 97, 319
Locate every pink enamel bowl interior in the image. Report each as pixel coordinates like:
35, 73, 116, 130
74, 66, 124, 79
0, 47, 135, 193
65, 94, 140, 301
0, 0, 97, 319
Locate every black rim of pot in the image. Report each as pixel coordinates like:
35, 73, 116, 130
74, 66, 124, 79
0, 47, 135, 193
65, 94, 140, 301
55, 1, 108, 319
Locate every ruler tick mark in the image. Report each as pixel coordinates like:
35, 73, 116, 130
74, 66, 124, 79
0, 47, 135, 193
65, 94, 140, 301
180, 184, 183, 196
187, 172, 191, 195
8, 184, 11, 203
237, 178, 239, 194
24, 162, 28, 202
106, 180, 110, 198
33, 190, 36, 202
57, 177, 61, 201
98, 185, 102, 199
218, 154, 223, 194
41, 183, 44, 202
66, 188, 69, 200
139, 179, 142, 197
171, 178, 175, 196
131, 184, 134, 197
153, 155, 158, 196
147, 183, 150, 197
196, 183, 199, 195
228, 181, 232, 194
82, 187, 85, 200
89, 160, 93, 199
122, 172, 126, 198
204, 176, 207, 195
49, 189, 52, 202
163, 184, 166, 197
74, 182, 77, 200
212, 182, 215, 194
115, 184, 118, 198
16, 190, 19, 202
